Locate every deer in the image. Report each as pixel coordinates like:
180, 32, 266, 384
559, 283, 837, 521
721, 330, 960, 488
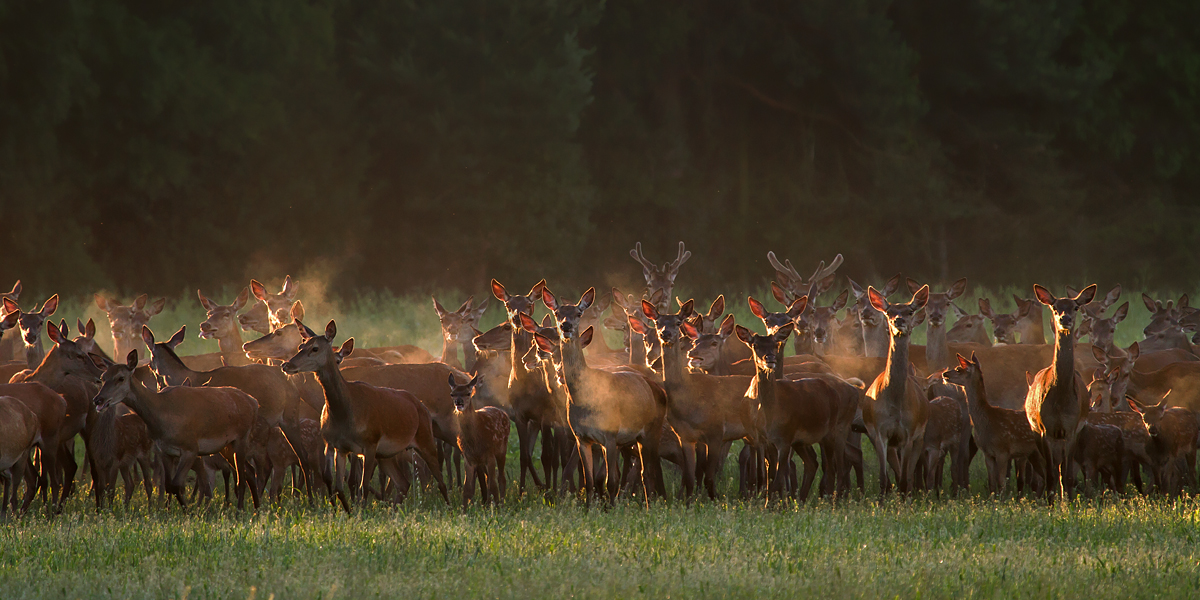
765, 252, 844, 353
919, 395, 968, 498
1070, 422, 1125, 495
849, 274, 903, 358
535, 286, 668, 505
0, 280, 22, 362
942, 353, 1046, 496
630, 241, 691, 314
73, 318, 112, 364
1092, 343, 1200, 411
611, 288, 663, 370
237, 301, 271, 335
0, 395, 40, 516
945, 304, 990, 346
10, 320, 106, 503
448, 373, 510, 507
198, 287, 254, 368
433, 295, 488, 371
978, 297, 1031, 345
862, 284, 929, 496
0, 382, 66, 511
905, 278, 969, 372
634, 300, 753, 499
1082, 368, 1156, 494
736, 322, 856, 500
93, 349, 261, 509
281, 319, 449, 511
491, 278, 575, 496
1127, 393, 1199, 495
1024, 284, 1096, 500
1141, 293, 1189, 338
2, 294, 58, 369
250, 276, 299, 332
86, 400, 155, 509
94, 294, 166, 363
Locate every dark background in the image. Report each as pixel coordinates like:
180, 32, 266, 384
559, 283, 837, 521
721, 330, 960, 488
2, 0, 1198, 298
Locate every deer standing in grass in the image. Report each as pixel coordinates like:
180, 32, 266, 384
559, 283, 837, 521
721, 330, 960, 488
448, 373, 510, 507
943, 354, 1046, 496
94, 349, 261, 509
850, 275, 903, 358
0, 395, 40, 516
1024, 284, 1096, 500
630, 241, 691, 313
862, 284, 930, 496
197, 288, 254, 367
281, 320, 449, 511
906, 278, 969, 372
1127, 393, 1199, 495
2, 294, 58, 369
535, 286, 667, 505
766, 251, 844, 356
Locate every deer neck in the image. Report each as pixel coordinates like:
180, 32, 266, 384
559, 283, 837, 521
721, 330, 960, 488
216, 326, 249, 367
959, 374, 994, 433
660, 341, 691, 390
793, 335, 816, 360
26, 346, 65, 388
926, 321, 949, 371
747, 359, 776, 410
881, 331, 911, 403
1050, 327, 1075, 389
313, 360, 355, 423
156, 348, 203, 386
124, 377, 170, 438
558, 338, 591, 400
24, 338, 44, 370
439, 335, 463, 369
508, 326, 534, 383
460, 339, 476, 372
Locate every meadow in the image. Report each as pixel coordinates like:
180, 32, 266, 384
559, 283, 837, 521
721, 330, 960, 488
2, 283, 1197, 599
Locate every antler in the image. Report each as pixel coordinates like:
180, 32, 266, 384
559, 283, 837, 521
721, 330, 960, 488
630, 242, 654, 271
670, 241, 692, 271
768, 251, 844, 297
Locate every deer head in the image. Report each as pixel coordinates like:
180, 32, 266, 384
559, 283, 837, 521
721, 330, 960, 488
93, 349, 142, 412
1, 281, 20, 305
630, 241, 691, 312
1032, 284, 1097, 337
945, 304, 989, 345
1127, 391, 1172, 438
250, 276, 299, 332
978, 297, 1031, 344
735, 322, 794, 375
198, 287, 250, 341
46, 319, 105, 383
95, 293, 166, 361
242, 301, 305, 362
491, 279, 547, 325
906, 278, 966, 329
3, 294, 58, 352
766, 251, 843, 301
684, 313, 735, 372
434, 296, 488, 347
941, 352, 983, 389
868, 284, 929, 339
638, 297, 695, 350
541, 285, 595, 342
448, 372, 483, 412
281, 319, 353, 375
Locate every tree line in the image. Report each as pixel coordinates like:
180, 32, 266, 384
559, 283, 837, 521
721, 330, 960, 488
2, 0, 1197, 298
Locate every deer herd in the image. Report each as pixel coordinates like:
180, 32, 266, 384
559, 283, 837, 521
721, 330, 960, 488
2, 243, 1200, 515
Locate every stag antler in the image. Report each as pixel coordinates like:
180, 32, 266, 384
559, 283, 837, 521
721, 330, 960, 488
767, 251, 844, 297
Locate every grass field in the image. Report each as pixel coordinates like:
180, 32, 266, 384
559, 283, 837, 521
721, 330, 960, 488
4, 283, 1198, 598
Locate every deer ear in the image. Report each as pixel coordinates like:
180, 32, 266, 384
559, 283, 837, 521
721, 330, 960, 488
913, 307, 927, 328
947, 278, 968, 300
148, 298, 166, 316
950, 303, 967, 319
168, 326, 186, 348
540, 314, 554, 328
775, 322, 795, 342
490, 279, 508, 302
8, 280, 20, 298
518, 312, 538, 334
709, 295, 725, 317
956, 354, 971, 370
126, 349, 139, 369
1141, 293, 1158, 313
291, 300, 304, 322
1112, 302, 1129, 323
832, 290, 849, 312
324, 320, 337, 341
978, 298, 993, 319
1127, 396, 1144, 414
1033, 285, 1056, 306
432, 297, 449, 319
719, 314, 735, 337
787, 296, 808, 319
533, 333, 556, 354
771, 282, 790, 306
867, 287, 888, 313
748, 297, 766, 319
295, 319, 316, 340
735, 325, 754, 346
679, 299, 694, 320
911, 285, 930, 309
1074, 284, 1098, 306
448, 372, 458, 388
641, 299, 658, 320
47, 320, 62, 345
233, 287, 250, 311
1127, 341, 1140, 360
579, 326, 594, 348
41, 294, 59, 316
141, 326, 155, 349
468, 372, 480, 388
0, 310, 18, 332
680, 321, 699, 339
337, 338, 355, 363
281, 275, 297, 300
541, 287, 559, 311
198, 290, 216, 312
2, 297, 18, 315
627, 315, 647, 336
906, 278, 922, 295
1025, 371, 1035, 387
1091, 345, 1108, 364
94, 294, 112, 313
578, 287, 595, 312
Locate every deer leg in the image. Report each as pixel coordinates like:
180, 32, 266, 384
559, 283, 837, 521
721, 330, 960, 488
796, 445, 819, 502
845, 432, 864, 493
576, 440, 594, 505
540, 423, 556, 496
168, 452, 197, 510
679, 441, 697, 500
559, 437, 579, 496
486, 457, 501, 505
497, 449, 508, 501
412, 421, 451, 505
461, 459, 476, 509
866, 427, 890, 498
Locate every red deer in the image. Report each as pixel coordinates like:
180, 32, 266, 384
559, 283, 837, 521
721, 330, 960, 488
0, 382, 66, 511
2, 294, 58, 368
0, 280, 22, 361
630, 241, 691, 313
943, 354, 1046, 496
433, 296, 488, 371
905, 278, 969, 371
1024, 284, 1096, 499
448, 373, 510, 507
636, 300, 753, 499
0, 395, 40, 515
736, 323, 855, 500
197, 287, 254, 367
1093, 343, 1200, 411
87, 403, 155, 509
849, 274, 903, 358
281, 319, 449, 510
765, 251, 844, 356
250, 276, 299, 332
94, 350, 261, 509
1128, 393, 1198, 495
536, 286, 667, 505
920, 395, 968, 498
94, 294, 166, 363
862, 284, 929, 496
945, 304, 990, 346
1070, 422, 1124, 495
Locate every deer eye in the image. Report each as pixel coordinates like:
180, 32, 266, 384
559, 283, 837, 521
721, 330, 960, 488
311, 347, 318, 353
